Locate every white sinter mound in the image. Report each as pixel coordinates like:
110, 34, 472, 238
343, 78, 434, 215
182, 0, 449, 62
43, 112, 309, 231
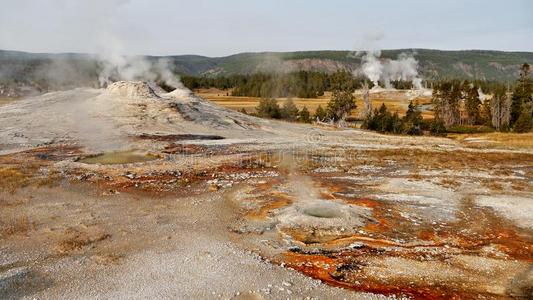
106, 81, 160, 99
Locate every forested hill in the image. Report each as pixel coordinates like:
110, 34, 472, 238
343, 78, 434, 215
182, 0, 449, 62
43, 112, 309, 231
206, 50, 533, 81
1, 49, 532, 94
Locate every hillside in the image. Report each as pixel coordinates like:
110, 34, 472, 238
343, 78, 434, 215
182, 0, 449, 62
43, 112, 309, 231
174, 49, 533, 80
1, 49, 532, 95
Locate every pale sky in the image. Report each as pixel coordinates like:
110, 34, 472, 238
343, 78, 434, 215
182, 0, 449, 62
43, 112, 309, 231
1, 0, 532, 56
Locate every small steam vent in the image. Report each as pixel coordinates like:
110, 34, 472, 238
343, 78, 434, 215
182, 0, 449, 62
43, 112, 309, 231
106, 81, 160, 99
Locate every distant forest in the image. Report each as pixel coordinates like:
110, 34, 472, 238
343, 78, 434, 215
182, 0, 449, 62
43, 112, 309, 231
225, 65, 532, 136
1, 48, 532, 97
181, 71, 510, 99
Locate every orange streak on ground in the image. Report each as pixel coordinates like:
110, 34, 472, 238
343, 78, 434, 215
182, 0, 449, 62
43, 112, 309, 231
281, 252, 466, 299
325, 235, 399, 248
245, 196, 292, 220
344, 198, 381, 209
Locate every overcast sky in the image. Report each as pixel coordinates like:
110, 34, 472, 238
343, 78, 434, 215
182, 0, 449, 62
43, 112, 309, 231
1, 0, 532, 57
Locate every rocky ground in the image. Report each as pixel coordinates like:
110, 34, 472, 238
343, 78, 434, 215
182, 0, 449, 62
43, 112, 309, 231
1, 82, 531, 299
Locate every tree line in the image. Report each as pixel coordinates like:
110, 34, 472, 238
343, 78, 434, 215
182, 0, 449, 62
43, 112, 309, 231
182, 71, 424, 98
430, 63, 532, 133
247, 70, 357, 123
362, 63, 532, 135
249, 63, 532, 135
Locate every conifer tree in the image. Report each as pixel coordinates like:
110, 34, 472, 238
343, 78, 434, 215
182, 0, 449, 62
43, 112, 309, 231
510, 63, 532, 126
465, 84, 481, 125
299, 106, 311, 123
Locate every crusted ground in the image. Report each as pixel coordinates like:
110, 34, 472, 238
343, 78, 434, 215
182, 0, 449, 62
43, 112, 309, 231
1, 83, 531, 299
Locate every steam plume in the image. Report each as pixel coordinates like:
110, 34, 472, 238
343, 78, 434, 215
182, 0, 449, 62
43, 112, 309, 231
360, 50, 383, 87
97, 55, 184, 90
50, 0, 184, 90
359, 51, 423, 89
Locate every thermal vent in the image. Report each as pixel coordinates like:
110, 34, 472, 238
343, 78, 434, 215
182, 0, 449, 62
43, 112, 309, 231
106, 81, 160, 99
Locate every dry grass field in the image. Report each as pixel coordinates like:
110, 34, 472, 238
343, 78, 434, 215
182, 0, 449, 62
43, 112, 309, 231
200, 88, 533, 151
450, 132, 533, 149
196, 88, 433, 119
0, 98, 17, 106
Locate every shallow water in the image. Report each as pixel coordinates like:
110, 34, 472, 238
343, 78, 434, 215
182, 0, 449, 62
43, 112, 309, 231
0, 98, 18, 106
232, 163, 533, 299
302, 201, 344, 218
79, 151, 158, 165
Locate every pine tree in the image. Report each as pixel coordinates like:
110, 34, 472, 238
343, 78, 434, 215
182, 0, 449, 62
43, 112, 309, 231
432, 80, 462, 127
326, 71, 356, 122
429, 118, 447, 136
327, 90, 356, 121
256, 98, 281, 119
314, 105, 327, 122
465, 84, 481, 125
404, 101, 423, 125
432, 81, 452, 126
480, 99, 492, 126
447, 82, 462, 126
280, 99, 299, 121
402, 101, 422, 135
431, 82, 447, 122
513, 111, 533, 133
299, 106, 311, 123
510, 63, 532, 126
391, 112, 405, 134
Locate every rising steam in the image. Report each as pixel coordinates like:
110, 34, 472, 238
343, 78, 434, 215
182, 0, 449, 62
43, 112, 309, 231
53, 0, 185, 90
360, 50, 384, 87
353, 33, 423, 89
98, 55, 184, 90
359, 50, 423, 89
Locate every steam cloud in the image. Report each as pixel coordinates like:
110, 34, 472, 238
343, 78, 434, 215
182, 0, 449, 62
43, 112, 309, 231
97, 55, 184, 90
15, 0, 184, 91
359, 50, 423, 89
478, 87, 489, 102
352, 33, 423, 89
86, 0, 183, 89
